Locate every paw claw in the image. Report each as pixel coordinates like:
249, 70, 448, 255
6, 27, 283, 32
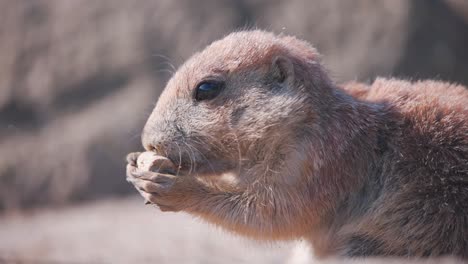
125, 155, 193, 213
126, 152, 141, 166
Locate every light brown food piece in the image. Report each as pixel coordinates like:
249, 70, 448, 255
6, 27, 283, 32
136, 152, 176, 174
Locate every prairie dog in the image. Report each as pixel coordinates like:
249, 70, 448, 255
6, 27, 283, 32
126, 30, 468, 259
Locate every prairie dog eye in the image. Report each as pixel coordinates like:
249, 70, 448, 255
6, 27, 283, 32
194, 81, 224, 101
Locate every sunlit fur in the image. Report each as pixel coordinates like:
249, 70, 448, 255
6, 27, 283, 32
139, 30, 468, 259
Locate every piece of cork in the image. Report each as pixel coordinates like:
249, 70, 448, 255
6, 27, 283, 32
136, 152, 176, 174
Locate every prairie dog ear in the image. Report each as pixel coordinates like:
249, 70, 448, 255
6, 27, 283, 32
271, 55, 295, 84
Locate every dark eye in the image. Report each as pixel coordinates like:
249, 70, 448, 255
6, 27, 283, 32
194, 81, 223, 101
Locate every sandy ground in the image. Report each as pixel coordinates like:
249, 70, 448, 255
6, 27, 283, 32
0, 196, 294, 264
1, 197, 466, 264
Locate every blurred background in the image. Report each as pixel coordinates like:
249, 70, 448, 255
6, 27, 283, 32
0, 0, 467, 263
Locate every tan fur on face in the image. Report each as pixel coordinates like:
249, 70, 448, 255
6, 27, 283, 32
131, 30, 468, 259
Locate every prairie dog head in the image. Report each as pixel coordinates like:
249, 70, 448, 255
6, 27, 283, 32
142, 30, 333, 180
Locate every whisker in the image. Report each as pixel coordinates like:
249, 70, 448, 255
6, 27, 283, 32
154, 68, 176, 76
230, 131, 243, 177
174, 142, 183, 177
151, 54, 177, 73
186, 140, 217, 175
183, 141, 195, 176
196, 132, 225, 152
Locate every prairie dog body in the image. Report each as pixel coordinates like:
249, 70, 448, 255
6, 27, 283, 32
126, 31, 468, 259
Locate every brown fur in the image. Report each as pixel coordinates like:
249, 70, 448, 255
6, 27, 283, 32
126, 30, 468, 259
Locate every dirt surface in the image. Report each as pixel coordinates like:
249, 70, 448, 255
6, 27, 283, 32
0, 196, 293, 264
1, 198, 465, 264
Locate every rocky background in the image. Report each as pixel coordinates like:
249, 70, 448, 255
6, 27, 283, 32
0, 0, 467, 263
